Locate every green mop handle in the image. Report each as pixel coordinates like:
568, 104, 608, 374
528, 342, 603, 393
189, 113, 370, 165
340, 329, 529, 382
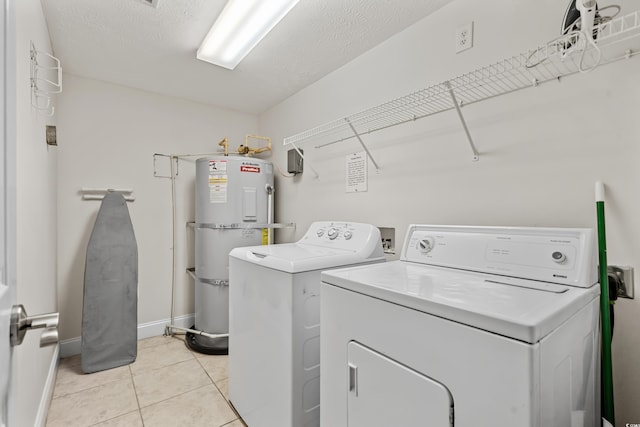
596, 181, 615, 426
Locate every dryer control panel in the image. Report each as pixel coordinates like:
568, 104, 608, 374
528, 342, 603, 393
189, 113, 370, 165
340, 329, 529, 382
401, 225, 597, 288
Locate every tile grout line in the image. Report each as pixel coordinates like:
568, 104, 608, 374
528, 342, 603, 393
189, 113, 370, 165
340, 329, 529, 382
137, 382, 214, 411
48, 376, 132, 401
131, 355, 198, 378
50, 337, 206, 427
138, 335, 186, 350
54, 340, 165, 426
51, 374, 131, 400
128, 364, 146, 427
193, 355, 218, 386
46, 369, 140, 427
127, 338, 203, 421
193, 355, 231, 402
220, 418, 247, 427
225, 399, 246, 427
133, 358, 212, 410
192, 354, 245, 426
130, 338, 197, 378
85, 410, 141, 427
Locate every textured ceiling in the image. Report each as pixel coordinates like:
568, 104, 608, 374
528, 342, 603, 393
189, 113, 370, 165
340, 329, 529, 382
40, 0, 453, 114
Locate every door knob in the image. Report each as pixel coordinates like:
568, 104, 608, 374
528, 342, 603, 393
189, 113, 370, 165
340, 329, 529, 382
10, 304, 59, 348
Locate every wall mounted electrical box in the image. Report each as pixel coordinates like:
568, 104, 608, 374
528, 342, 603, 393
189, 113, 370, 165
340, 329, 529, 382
608, 265, 634, 299
378, 227, 395, 256
288, 148, 303, 174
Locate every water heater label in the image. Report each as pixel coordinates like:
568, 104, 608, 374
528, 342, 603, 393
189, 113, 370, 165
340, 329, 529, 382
209, 160, 227, 173
209, 183, 227, 203
240, 165, 260, 173
209, 160, 228, 203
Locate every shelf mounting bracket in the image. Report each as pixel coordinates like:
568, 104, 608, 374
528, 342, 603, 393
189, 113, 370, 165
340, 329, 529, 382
345, 118, 381, 171
446, 81, 479, 161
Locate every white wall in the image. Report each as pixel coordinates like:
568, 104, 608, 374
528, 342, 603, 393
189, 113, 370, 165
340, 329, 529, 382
56, 74, 258, 344
260, 0, 640, 425
15, 0, 58, 425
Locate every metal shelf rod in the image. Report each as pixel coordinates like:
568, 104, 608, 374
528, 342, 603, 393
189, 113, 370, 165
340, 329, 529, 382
446, 82, 479, 161
346, 119, 381, 171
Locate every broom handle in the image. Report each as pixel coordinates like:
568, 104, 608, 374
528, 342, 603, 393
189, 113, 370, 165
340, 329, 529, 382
596, 181, 615, 425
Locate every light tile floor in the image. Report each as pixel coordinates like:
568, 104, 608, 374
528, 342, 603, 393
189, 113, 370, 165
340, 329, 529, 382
46, 335, 246, 427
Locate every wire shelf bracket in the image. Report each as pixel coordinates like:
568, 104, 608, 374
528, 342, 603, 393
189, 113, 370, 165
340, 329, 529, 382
345, 118, 381, 171
283, 10, 640, 171
446, 81, 479, 161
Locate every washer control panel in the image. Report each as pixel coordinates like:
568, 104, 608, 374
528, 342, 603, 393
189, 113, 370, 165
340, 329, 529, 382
401, 225, 597, 287
299, 222, 383, 253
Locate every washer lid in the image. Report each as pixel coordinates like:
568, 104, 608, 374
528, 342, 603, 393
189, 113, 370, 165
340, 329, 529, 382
321, 261, 599, 344
230, 243, 384, 273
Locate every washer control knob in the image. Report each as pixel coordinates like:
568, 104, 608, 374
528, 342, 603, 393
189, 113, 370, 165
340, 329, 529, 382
552, 251, 567, 263
418, 238, 435, 254
344, 231, 353, 240
316, 230, 324, 237
327, 228, 339, 240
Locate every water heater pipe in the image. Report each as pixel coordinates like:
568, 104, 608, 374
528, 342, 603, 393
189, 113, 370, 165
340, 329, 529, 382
218, 137, 229, 156
166, 325, 229, 340
169, 155, 178, 329
266, 184, 274, 244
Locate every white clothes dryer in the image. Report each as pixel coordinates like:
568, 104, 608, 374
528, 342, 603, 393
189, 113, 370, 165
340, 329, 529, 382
321, 225, 601, 427
228, 221, 385, 427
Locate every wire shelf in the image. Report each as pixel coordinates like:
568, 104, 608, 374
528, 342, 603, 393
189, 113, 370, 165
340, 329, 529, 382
283, 10, 640, 153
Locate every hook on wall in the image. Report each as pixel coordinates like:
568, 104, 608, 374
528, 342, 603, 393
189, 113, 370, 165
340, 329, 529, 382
30, 41, 62, 117
80, 188, 135, 202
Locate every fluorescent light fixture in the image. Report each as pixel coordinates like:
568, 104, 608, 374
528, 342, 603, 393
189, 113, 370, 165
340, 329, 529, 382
197, 0, 300, 70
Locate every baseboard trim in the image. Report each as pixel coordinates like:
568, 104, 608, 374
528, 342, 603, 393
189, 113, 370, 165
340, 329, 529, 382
35, 344, 59, 427
59, 314, 195, 358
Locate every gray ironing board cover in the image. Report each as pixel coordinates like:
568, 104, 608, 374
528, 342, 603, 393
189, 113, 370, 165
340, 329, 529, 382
81, 192, 138, 373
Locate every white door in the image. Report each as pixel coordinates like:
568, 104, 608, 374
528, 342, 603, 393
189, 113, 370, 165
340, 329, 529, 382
1, 0, 16, 425
347, 341, 454, 427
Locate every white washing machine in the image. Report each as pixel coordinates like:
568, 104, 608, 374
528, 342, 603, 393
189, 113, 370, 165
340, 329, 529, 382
321, 225, 601, 427
228, 221, 385, 427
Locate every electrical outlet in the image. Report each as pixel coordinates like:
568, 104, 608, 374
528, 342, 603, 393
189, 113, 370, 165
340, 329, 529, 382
455, 22, 474, 53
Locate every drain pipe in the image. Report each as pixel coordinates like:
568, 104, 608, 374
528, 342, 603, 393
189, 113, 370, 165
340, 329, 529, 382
162, 152, 219, 338
168, 155, 178, 334
166, 325, 229, 340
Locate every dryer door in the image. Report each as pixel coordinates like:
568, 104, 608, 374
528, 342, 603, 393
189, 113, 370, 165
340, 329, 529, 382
347, 341, 454, 426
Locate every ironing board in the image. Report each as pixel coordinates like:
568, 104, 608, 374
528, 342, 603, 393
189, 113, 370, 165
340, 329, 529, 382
81, 192, 138, 373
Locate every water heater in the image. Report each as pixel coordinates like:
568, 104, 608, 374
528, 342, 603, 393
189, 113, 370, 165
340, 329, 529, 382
191, 156, 274, 354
